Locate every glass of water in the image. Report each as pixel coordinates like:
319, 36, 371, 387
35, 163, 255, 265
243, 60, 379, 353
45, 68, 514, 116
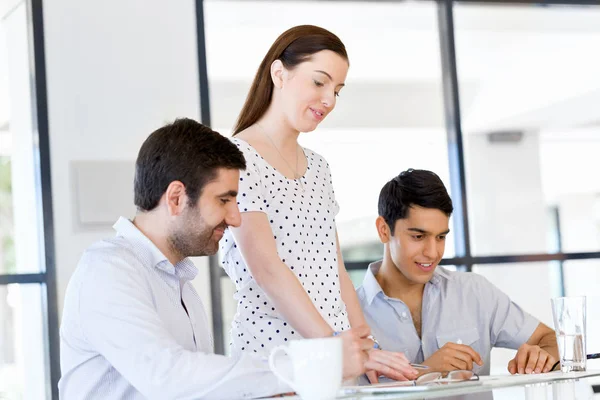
551, 296, 586, 372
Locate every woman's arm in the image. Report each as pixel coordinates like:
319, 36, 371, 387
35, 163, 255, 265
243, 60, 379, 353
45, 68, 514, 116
230, 211, 334, 338
336, 230, 368, 329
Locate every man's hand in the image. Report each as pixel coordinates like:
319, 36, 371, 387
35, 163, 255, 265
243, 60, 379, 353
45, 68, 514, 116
338, 326, 372, 380
422, 342, 483, 372
508, 343, 556, 374
365, 350, 418, 383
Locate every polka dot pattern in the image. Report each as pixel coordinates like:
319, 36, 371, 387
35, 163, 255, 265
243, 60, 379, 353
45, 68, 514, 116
220, 137, 349, 358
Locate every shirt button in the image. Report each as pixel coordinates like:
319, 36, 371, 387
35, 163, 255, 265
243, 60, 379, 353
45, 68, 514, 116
456, 338, 463, 345
401, 311, 408, 320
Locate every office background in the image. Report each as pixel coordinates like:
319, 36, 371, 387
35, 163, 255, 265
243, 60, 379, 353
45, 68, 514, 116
1, 0, 600, 399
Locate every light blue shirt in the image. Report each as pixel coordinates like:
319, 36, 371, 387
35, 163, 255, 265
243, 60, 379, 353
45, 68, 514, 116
59, 217, 289, 400
357, 261, 540, 375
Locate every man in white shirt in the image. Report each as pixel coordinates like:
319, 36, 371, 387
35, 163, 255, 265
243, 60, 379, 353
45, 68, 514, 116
59, 119, 371, 399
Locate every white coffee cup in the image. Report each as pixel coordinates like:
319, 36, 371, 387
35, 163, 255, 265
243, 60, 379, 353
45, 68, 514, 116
269, 337, 342, 400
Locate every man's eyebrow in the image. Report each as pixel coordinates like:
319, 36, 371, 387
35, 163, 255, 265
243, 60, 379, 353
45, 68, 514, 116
407, 228, 450, 235
314, 70, 345, 87
216, 190, 238, 197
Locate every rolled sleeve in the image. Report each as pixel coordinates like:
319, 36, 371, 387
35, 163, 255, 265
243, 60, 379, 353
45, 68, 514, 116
481, 277, 540, 350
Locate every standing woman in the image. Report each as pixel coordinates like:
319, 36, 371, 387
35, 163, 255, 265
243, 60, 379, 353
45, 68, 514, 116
220, 25, 417, 382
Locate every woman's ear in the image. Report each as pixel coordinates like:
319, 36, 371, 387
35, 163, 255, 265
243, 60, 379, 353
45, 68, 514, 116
270, 59, 285, 89
376, 216, 392, 244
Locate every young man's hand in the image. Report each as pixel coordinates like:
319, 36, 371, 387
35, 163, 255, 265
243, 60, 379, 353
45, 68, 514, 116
422, 342, 483, 372
507, 343, 556, 374
364, 349, 419, 383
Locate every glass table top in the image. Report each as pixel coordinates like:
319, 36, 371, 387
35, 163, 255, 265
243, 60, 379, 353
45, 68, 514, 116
331, 370, 600, 400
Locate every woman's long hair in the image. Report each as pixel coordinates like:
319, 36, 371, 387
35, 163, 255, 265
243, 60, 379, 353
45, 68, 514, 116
232, 25, 348, 135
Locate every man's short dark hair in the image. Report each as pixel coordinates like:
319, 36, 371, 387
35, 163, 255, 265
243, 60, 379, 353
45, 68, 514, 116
378, 169, 453, 233
134, 118, 246, 211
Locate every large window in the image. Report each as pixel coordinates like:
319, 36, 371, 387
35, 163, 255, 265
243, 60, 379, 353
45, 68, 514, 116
203, 0, 450, 353
454, 3, 600, 372
0, 1, 58, 399
198, 1, 600, 375
454, 3, 600, 256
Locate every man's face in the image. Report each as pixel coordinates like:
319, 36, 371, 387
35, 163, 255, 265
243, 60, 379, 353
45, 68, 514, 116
169, 168, 241, 258
388, 206, 450, 285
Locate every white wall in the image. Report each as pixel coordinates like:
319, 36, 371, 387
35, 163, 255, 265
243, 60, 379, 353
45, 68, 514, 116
42, 0, 211, 320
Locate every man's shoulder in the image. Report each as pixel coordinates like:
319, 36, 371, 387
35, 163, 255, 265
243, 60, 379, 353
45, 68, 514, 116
76, 236, 148, 279
437, 268, 493, 293
83, 236, 141, 262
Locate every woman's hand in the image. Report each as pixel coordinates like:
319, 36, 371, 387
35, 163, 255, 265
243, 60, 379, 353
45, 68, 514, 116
365, 349, 419, 383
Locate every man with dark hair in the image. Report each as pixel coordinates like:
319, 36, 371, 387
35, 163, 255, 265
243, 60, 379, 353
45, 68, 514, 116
357, 169, 559, 377
58, 119, 370, 399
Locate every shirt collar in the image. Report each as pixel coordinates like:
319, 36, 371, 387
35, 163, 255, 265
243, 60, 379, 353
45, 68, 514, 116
362, 260, 385, 306
361, 260, 451, 305
431, 265, 451, 286
113, 217, 198, 282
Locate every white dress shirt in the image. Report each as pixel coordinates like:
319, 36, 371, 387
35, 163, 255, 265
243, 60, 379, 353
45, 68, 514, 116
59, 217, 290, 399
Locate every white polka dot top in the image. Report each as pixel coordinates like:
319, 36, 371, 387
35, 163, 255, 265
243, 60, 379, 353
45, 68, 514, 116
220, 137, 351, 358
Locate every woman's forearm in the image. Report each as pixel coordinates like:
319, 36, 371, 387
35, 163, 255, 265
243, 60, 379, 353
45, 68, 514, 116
336, 231, 368, 329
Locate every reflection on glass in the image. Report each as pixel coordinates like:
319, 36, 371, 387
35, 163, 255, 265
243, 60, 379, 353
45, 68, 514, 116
551, 296, 586, 372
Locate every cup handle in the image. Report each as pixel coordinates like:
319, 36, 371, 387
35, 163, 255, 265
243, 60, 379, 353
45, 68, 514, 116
269, 345, 297, 392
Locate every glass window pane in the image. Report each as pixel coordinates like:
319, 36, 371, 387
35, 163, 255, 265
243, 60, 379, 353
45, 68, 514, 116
0, 2, 45, 273
455, 4, 600, 255
455, 4, 600, 256
205, 0, 453, 263
0, 284, 48, 399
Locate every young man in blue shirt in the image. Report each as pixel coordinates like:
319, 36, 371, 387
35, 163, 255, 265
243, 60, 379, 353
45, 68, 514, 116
357, 169, 559, 376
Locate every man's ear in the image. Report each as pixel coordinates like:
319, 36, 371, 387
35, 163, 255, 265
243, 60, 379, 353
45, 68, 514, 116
270, 59, 285, 89
164, 180, 187, 216
376, 216, 392, 244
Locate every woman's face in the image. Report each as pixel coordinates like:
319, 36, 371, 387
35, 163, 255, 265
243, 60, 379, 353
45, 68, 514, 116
278, 50, 349, 133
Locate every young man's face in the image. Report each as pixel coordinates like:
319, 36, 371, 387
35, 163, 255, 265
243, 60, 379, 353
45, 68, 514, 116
169, 168, 241, 257
387, 205, 450, 285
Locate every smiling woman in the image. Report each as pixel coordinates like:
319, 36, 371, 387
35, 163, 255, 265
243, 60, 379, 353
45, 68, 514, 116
221, 25, 352, 360
215, 23, 419, 382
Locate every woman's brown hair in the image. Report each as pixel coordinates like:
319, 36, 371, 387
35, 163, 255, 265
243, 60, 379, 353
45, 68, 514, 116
232, 25, 348, 135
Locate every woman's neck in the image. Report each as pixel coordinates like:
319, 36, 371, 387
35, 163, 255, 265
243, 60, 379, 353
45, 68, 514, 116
256, 106, 300, 151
